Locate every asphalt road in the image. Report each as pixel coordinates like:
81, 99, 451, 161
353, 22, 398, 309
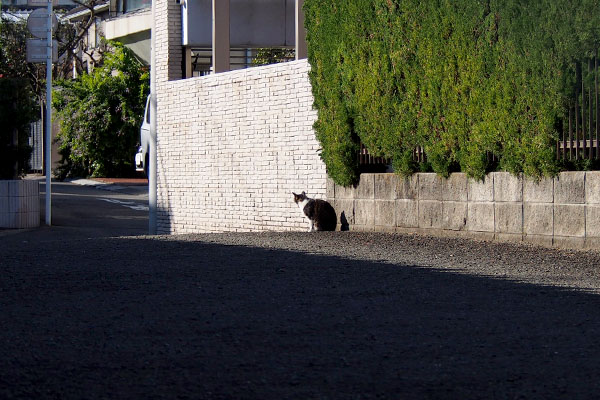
0, 179, 149, 243
2, 182, 600, 399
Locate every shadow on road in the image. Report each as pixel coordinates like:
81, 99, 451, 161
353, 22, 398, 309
1, 236, 599, 399
1, 180, 148, 243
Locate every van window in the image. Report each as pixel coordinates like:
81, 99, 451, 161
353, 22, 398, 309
145, 97, 150, 124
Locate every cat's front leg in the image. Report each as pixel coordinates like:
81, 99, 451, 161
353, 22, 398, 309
308, 221, 314, 232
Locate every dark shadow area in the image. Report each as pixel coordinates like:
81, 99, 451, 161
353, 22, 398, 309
1, 237, 600, 399
339, 211, 350, 231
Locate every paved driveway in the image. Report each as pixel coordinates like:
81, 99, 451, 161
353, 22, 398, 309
1, 228, 600, 399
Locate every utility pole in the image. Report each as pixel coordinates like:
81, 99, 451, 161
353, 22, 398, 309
44, 0, 53, 226
26, 0, 56, 225
148, 0, 157, 234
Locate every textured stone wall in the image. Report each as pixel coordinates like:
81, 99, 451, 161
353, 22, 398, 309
154, 60, 325, 233
0, 180, 40, 229
329, 172, 600, 250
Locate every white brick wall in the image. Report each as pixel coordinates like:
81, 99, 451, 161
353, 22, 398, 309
0, 180, 40, 229
155, 60, 326, 234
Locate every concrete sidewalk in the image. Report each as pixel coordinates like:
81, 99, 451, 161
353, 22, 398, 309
69, 177, 148, 195
88, 177, 148, 186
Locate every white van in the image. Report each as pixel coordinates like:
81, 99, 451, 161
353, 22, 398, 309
135, 95, 151, 174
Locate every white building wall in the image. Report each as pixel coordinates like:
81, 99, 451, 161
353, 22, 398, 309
155, 59, 326, 233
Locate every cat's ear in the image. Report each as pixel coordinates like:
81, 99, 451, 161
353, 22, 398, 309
302, 191, 306, 196
292, 192, 297, 196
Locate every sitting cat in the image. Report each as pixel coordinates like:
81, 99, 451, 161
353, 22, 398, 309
292, 191, 337, 232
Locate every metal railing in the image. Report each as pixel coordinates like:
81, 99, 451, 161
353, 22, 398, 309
358, 143, 391, 172
558, 53, 600, 161
188, 48, 289, 78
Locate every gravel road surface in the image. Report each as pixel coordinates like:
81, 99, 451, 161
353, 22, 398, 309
2, 231, 600, 399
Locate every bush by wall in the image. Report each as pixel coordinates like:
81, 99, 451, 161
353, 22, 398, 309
304, 0, 600, 186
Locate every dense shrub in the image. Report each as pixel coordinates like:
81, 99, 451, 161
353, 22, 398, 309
304, 0, 600, 186
0, 79, 37, 179
53, 41, 149, 179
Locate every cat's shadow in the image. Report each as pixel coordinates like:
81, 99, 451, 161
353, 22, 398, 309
340, 211, 350, 231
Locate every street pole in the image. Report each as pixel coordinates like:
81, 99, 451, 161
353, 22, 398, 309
45, 0, 52, 226
148, 0, 157, 234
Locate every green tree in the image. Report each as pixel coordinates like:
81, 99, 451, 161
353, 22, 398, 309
0, 78, 38, 179
0, 4, 106, 96
53, 41, 149, 178
0, 15, 46, 95
0, 17, 40, 179
0, 5, 110, 179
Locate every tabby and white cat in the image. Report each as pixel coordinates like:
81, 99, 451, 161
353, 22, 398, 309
292, 191, 337, 232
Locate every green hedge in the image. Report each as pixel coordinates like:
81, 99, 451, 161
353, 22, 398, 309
305, 0, 600, 186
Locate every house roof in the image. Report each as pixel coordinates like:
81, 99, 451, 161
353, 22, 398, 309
63, 0, 109, 20
1, 9, 30, 21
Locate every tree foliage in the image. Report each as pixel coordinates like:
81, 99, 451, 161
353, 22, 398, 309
252, 48, 295, 66
0, 18, 41, 179
53, 42, 149, 178
55, 0, 112, 78
0, 16, 46, 97
1, 2, 108, 96
0, 78, 38, 179
304, 0, 600, 186
0, 4, 109, 179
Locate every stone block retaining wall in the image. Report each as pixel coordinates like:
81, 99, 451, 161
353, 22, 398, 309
0, 180, 40, 229
329, 172, 600, 250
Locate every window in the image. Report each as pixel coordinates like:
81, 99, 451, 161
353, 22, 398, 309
123, 0, 151, 13
113, 0, 151, 15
